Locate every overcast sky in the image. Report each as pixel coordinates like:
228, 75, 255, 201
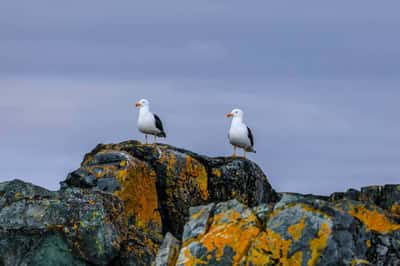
1, 1, 400, 195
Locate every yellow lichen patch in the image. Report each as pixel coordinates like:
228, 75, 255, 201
258, 230, 291, 265
212, 168, 222, 177
201, 215, 260, 263
347, 204, 400, 233
391, 204, 400, 216
160, 152, 177, 175
244, 232, 274, 265
114, 159, 161, 230
366, 240, 371, 248
351, 259, 371, 265
245, 229, 298, 266
119, 160, 127, 167
181, 209, 261, 265
185, 156, 208, 200
160, 151, 209, 201
179, 246, 208, 265
289, 251, 303, 266
105, 155, 163, 256
307, 222, 332, 266
288, 217, 306, 241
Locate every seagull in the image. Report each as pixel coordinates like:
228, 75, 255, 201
135, 99, 166, 144
226, 108, 256, 158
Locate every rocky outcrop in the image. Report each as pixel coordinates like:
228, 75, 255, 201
176, 195, 400, 265
1, 140, 399, 265
0, 179, 126, 265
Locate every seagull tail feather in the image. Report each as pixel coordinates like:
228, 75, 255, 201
157, 131, 167, 138
245, 146, 256, 153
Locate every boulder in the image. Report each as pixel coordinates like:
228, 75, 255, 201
1, 140, 399, 265
0, 179, 126, 266
63, 140, 277, 264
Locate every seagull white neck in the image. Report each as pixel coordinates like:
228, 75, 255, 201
231, 116, 243, 125
139, 105, 150, 114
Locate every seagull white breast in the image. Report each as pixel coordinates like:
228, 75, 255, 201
138, 109, 161, 135
229, 121, 252, 148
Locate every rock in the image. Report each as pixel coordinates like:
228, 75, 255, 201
182, 203, 215, 244
155, 232, 181, 266
252, 203, 270, 224
177, 199, 261, 265
63, 140, 277, 264
330, 184, 400, 216
177, 197, 400, 265
0, 180, 126, 266
1, 140, 400, 265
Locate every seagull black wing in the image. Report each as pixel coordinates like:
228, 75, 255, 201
247, 126, 254, 147
154, 114, 166, 137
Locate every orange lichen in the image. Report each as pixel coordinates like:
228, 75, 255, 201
244, 231, 276, 265
347, 204, 400, 233
114, 159, 161, 229
307, 222, 331, 266
245, 229, 301, 266
179, 246, 208, 265
180, 204, 337, 266
289, 251, 303, 266
212, 168, 222, 177
288, 217, 306, 241
160, 151, 209, 201
185, 156, 208, 200
260, 229, 291, 265
200, 210, 261, 264
180, 209, 261, 265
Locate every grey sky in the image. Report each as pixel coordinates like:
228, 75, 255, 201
1, 1, 400, 194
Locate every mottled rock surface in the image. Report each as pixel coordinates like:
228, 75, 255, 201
0, 179, 126, 266
1, 140, 399, 265
155, 232, 181, 266
177, 196, 400, 265
62, 140, 276, 264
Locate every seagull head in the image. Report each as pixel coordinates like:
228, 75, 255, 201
135, 99, 150, 108
226, 108, 243, 118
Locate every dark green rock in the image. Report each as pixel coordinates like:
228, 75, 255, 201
0, 180, 126, 266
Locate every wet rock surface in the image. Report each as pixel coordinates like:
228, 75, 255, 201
1, 140, 399, 265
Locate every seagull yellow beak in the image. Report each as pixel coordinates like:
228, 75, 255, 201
135, 102, 141, 107
226, 112, 233, 118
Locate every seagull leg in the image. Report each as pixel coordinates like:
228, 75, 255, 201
232, 146, 237, 158
145, 134, 148, 145
243, 150, 247, 159
154, 135, 157, 146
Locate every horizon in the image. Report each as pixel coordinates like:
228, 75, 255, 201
1, 1, 400, 195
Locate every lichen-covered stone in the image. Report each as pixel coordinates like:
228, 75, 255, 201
64, 140, 277, 264
1, 140, 400, 265
155, 232, 181, 266
182, 203, 215, 244
0, 180, 126, 266
177, 199, 261, 265
177, 197, 400, 266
